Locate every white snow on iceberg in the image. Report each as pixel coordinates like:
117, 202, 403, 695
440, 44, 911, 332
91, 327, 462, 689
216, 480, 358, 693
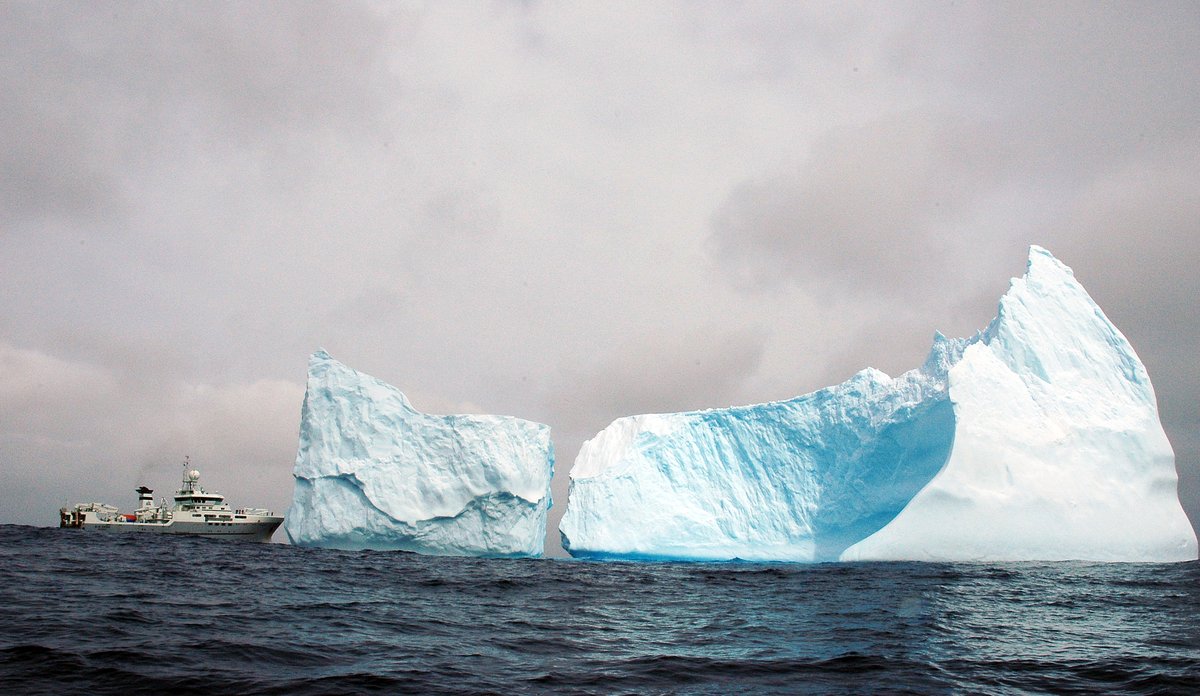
285, 351, 553, 557
560, 247, 1197, 562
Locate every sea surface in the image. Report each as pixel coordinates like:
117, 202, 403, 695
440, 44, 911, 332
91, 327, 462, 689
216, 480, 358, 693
2, 526, 1198, 694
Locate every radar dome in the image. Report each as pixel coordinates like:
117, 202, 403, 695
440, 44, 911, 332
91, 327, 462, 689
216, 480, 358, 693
187, 470, 200, 482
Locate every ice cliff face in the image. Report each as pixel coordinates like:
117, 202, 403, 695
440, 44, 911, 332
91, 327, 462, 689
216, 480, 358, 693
560, 247, 1197, 562
285, 351, 553, 557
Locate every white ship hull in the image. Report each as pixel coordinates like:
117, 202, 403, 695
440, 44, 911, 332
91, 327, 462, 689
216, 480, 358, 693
72, 516, 283, 542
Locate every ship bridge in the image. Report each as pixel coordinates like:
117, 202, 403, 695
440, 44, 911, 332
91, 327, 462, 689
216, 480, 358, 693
173, 465, 229, 511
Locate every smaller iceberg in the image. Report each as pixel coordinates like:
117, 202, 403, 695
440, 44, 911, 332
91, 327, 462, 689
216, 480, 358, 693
285, 351, 553, 557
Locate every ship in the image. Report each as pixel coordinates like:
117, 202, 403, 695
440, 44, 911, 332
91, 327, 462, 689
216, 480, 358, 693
59, 458, 283, 542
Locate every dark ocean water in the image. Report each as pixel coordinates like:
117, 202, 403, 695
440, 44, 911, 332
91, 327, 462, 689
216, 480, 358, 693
2, 526, 1198, 695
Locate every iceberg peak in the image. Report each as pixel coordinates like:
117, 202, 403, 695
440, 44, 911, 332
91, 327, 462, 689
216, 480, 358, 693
1027, 243, 1074, 278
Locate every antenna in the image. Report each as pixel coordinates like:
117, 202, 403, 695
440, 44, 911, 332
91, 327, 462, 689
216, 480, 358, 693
180, 455, 196, 491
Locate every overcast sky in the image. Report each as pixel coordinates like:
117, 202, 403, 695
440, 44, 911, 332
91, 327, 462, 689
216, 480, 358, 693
2, 1, 1197, 555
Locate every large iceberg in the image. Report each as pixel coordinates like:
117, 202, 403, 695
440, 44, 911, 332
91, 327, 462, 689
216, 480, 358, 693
560, 247, 1197, 562
285, 351, 553, 557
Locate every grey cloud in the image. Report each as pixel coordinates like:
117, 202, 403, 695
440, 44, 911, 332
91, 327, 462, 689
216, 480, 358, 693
0, 1, 414, 386
0, 343, 118, 446
708, 2, 1199, 304
0, 1, 393, 228
0, 101, 124, 227
952, 4, 1200, 156
709, 114, 1014, 300
550, 327, 768, 442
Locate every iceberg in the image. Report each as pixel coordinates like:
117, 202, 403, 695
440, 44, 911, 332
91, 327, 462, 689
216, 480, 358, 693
560, 247, 1197, 562
285, 351, 553, 557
